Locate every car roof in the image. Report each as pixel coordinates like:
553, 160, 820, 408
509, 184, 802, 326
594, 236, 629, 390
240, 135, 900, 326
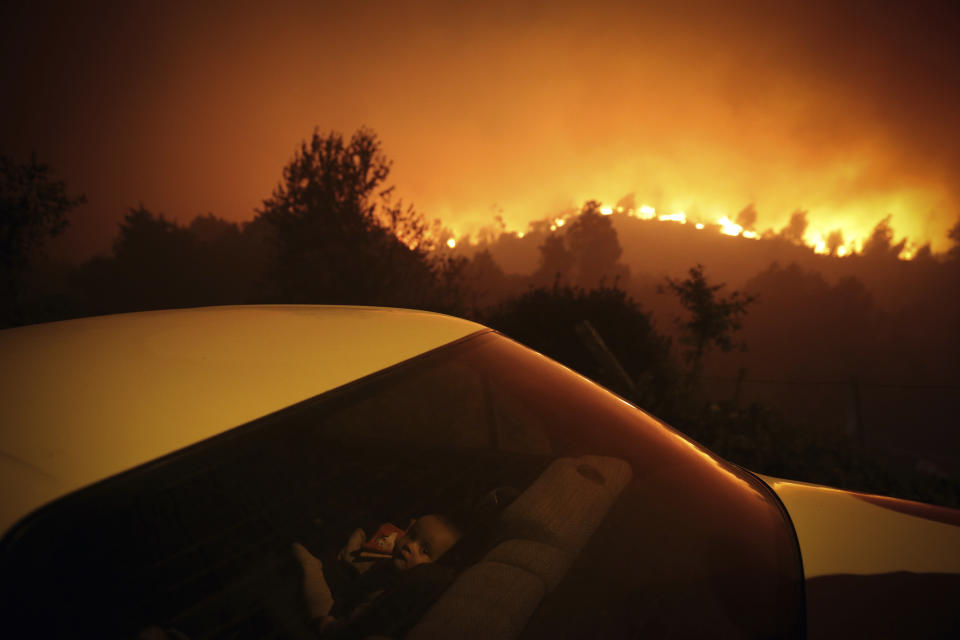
0, 305, 486, 536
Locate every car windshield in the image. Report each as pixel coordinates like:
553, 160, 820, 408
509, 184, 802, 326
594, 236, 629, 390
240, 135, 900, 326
0, 331, 803, 639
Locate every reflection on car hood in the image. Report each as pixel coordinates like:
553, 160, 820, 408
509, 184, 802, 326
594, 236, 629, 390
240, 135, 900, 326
758, 475, 960, 578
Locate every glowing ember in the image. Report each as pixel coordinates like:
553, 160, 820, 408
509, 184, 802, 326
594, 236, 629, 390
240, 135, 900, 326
695, 223, 705, 230
742, 230, 758, 239
639, 204, 656, 219
555, 218, 566, 227
600, 206, 613, 215
446, 238, 456, 248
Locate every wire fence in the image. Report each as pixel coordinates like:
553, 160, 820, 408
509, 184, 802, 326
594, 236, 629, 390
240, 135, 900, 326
700, 373, 960, 476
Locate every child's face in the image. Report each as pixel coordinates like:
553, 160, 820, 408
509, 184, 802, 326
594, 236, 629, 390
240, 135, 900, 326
392, 515, 460, 570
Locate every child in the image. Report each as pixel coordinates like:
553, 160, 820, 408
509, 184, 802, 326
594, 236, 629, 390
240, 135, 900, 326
292, 514, 462, 638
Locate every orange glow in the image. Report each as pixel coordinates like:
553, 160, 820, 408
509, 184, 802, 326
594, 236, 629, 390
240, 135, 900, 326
446, 238, 456, 249
14, 3, 955, 260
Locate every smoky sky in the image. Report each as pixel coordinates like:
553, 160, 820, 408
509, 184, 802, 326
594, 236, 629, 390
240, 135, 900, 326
3, 0, 959, 260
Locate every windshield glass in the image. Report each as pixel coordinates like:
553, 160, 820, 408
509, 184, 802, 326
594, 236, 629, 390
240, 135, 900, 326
0, 331, 803, 639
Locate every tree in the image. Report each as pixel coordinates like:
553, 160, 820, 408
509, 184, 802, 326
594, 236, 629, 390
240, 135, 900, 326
76, 208, 261, 316
486, 283, 674, 411
735, 203, 758, 231
255, 128, 439, 306
530, 200, 629, 289
661, 264, 756, 383
1, 154, 85, 324
100, 205, 198, 311
780, 209, 808, 244
947, 217, 960, 262
862, 215, 906, 258
564, 200, 629, 288
455, 249, 509, 313
531, 233, 575, 286
826, 229, 845, 256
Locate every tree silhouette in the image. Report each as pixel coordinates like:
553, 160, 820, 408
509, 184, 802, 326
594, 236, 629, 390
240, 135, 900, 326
863, 215, 906, 258
531, 233, 575, 286
256, 128, 438, 305
455, 248, 510, 313
780, 209, 808, 243
735, 203, 758, 231
186, 213, 263, 305
661, 264, 756, 383
1, 154, 85, 325
486, 283, 674, 411
564, 200, 628, 288
103, 205, 198, 311
531, 200, 628, 289
741, 262, 876, 381
945, 217, 960, 263
826, 229, 845, 256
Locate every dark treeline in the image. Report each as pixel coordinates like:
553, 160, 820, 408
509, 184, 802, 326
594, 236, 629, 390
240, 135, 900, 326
4, 128, 960, 507
5, 129, 465, 322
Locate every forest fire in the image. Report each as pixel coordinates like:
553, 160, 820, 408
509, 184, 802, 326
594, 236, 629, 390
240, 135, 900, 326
494, 199, 927, 261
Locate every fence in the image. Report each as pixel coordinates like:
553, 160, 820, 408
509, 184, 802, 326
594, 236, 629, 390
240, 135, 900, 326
701, 372, 960, 476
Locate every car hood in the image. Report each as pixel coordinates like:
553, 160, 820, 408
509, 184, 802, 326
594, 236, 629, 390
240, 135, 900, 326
757, 475, 960, 579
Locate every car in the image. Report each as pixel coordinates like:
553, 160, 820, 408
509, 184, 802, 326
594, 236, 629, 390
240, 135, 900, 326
0, 305, 958, 639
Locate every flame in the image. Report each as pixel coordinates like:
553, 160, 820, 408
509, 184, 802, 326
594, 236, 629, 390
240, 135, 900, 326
801, 228, 866, 257
813, 235, 829, 255
492, 197, 931, 262
899, 243, 918, 260
718, 216, 743, 236
659, 212, 687, 224
446, 238, 457, 249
